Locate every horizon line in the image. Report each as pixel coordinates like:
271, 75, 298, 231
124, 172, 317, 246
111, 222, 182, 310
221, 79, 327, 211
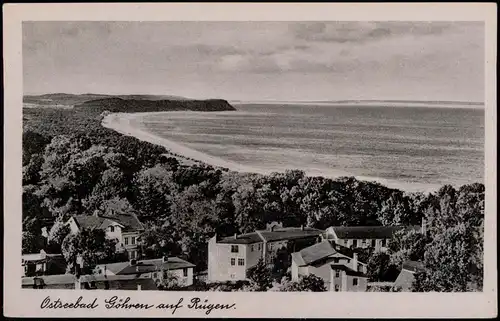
23, 92, 485, 105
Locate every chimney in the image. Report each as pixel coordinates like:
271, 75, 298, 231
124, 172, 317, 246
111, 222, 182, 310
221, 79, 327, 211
301, 225, 304, 231
130, 259, 137, 266
271, 225, 275, 232
352, 252, 358, 272
162, 256, 168, 263
234, 233, 237, 239
136, 265, 139, 272
93, 210, 100, 217
137, 284, 142, 291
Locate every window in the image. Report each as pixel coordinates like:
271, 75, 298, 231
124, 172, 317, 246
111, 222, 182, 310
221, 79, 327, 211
335, 270, 340, 278
131, 236, 136, 245
353, 278, 358, 286
251, 245, 254, 252
238, 258, 245, 266
183, 268, 188, 277
231, 245, 239, 253
153, 272, 157, 278
335, 284, 340, 292
110, 226, 114, 232
372, 239, 376, 247
124, 237, 129, 245
258, 243, 261, 250
129, 251, 136, 259
361, 239, 366, 247
230, 258, 236, 266
352, 240, 358, 247
382, 239, 387, 247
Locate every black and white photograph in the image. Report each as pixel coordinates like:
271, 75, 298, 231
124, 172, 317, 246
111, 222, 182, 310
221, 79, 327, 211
3, 3, 497, 318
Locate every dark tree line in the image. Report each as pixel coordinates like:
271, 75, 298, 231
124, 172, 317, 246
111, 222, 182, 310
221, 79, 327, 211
22, 107, 484, 291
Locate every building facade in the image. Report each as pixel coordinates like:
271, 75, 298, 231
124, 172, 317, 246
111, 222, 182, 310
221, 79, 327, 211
291, 240, 369, 292
208, 223, 323, 282
93, 256, 195, 287
324, 224, 422, 252
66, 211, 144, 260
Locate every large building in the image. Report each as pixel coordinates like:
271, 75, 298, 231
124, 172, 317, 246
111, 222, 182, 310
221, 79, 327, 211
66, 211, 144, 260
208, 223, 323, 282
324, 224, 422, 252
291, 240, 369, 292
93, 256, 196, 287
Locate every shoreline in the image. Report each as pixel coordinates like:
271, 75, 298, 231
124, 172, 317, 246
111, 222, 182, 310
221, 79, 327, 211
102, 112, 445, 194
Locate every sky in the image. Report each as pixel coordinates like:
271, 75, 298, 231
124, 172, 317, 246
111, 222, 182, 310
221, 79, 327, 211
23, 21, 485, 102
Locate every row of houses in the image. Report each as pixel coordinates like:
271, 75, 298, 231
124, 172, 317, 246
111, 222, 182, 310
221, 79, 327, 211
207, 220, 426, 291
23, 211, 426, 291
23, 256, 197, 290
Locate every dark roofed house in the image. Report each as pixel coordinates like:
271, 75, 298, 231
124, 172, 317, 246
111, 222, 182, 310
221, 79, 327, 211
94, 256, 196, 287
290, 240, 368, 292
66, 211, 144, 260
22, 250, 66, 277
22, 273, 158, 290
392, 260, 426, 292
324, 224, 423, 252
208, 222, 323, 282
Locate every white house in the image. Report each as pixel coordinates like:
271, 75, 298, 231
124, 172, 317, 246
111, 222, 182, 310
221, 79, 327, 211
290, 240, 369, 292
66, 211, 144, 260
324, 224, 423, 252
208, 222, 323, 282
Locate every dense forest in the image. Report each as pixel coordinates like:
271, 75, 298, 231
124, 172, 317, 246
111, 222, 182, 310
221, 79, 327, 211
22, 99, 484, 292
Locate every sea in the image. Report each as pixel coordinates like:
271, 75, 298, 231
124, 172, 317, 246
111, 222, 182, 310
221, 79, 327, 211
139, 103, 485, 192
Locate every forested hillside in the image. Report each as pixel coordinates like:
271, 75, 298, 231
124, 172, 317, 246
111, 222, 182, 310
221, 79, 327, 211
22, 103, 484, 291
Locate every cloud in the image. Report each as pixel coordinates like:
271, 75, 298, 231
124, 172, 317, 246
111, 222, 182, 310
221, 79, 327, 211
289, 21, 455, 44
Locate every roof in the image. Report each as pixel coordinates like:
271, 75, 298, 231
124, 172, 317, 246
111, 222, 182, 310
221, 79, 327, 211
22, 274, 158, 290
402, 260, 426, 273
22, 274, 76, 285
97, 257, 196, 275
331, 225, 420, 239
393, 270, 416, 291
330, 264, 368, 277
392, 261, 426, 291
217, 227, 322, 244
293, 240, 361, 266
72, 213, 144, 232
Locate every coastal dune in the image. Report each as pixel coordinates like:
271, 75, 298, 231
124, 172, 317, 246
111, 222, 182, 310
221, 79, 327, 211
102, 112, 444, 194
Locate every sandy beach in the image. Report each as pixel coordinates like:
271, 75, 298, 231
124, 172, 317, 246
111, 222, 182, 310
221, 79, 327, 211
102, 112, 444, 194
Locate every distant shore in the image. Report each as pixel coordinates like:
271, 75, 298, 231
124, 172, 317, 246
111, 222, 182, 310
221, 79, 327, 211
230, 100, 485, 109
102, 112, 444, 194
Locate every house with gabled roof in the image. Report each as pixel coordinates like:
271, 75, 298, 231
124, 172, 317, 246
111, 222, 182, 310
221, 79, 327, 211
66, 210, 144, 260
291, 240, 369, 292
324, 224, 423, 252
392, 260, 426, 292
93, 256, 195, 287
207, 222, 323, 282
